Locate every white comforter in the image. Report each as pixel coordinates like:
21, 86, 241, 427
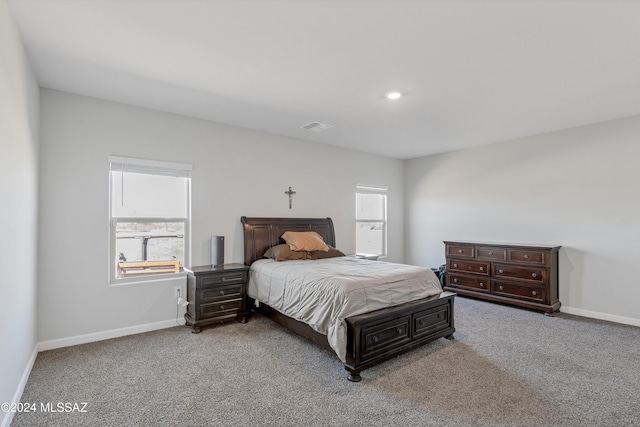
248, 257, 443, 362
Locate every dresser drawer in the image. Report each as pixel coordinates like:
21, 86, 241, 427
446, 274, 489, 293
200, 271, 247, 286
361, 316, 411, 358
446, 244, 475, 258
199, 298, 242, 318
199, 283, 243, 303
508, 249, 546, 265
447, 259, 489, 275
493, 281, 546, 303
476, 246, 507, 261
413, 305, 451, 338
493, 264, 545, 283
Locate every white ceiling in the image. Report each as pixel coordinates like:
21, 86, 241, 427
9, 0, 640, 159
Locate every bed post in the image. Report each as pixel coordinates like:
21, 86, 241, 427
345, 368, 362, 382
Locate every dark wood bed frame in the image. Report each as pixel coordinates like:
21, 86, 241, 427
241, 216, 455, 381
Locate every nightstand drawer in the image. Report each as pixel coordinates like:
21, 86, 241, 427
200, 271, 247, 286
199, 284, 243, 303
493, 281, 546, 303
447, 259, 489, 275
199, 298, 242, 318
446, 274, 489, 293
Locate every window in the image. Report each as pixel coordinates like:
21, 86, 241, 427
355, 185, 387, 258
109, 156, 191, 283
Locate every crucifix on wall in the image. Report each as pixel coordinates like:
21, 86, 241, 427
284, 186, 296, 209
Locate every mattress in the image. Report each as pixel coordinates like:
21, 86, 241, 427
248, 256, 443, 362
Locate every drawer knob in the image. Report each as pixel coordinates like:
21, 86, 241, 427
499, 285, 504, 291
458, 249, 463, 253
220, 305, 225, 310
480, 282, 484, 287
437, 314, 442, 319
488, 251, 493, 256
453, 278, 458, 283
453, 263, 458, 268
479, 267, 484, 271
372, 336, 379, 343
418, 319, 424, 325
532, 291, 537, 296
532, 273, 537, 278
219, 290, 225, 296
499, 269, 504, 274
396, 327, 402, 334
524, 254, 530, 259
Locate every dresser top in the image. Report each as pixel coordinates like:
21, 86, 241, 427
444, 241, 561, 250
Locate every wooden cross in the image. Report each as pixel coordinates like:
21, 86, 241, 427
284, 186, 296, 209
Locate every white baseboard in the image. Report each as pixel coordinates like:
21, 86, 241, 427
1, 346, 38, 427
38, 318, 183, 352
561, 306, 640, 328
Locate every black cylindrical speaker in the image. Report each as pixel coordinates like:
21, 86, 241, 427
211, 236, 224, 267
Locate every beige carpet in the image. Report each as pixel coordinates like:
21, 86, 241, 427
12, 296, 640, 426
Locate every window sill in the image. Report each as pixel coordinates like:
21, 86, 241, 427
355, 254, 381, 261
109, 271, 187, 286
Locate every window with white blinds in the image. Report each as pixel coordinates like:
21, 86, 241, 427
355, 185, 387, 258
108, 156, 192, 283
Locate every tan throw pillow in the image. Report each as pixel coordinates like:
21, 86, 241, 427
264, 244, 311, 261
281, 231, 329, 252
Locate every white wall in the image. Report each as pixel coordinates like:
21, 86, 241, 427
0, 1, 39, 425
405, 116, 640, 325
38, 89, 404, 343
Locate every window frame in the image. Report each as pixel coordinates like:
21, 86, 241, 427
355, 185, 388, 258
108, 156, 192, 285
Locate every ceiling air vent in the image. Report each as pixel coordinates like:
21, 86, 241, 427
301, 121, 333, 132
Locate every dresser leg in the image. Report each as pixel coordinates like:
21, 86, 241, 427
191, 326, 202, 334
544, 311, 554, 317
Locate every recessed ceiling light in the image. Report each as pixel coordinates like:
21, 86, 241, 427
386, 91, 402, 100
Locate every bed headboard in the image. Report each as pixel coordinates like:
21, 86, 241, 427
241, 216, 336, 266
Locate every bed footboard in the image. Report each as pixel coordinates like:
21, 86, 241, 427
344, 291, 455, 381
249, 292, 455, 381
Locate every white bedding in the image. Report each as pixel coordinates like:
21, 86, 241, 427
248, 256, 443, 362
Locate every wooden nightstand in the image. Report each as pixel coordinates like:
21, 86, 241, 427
184, 263, 250, 333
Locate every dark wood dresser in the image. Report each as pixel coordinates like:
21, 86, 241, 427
443, 241, 560, 315
184, 263, 250, 333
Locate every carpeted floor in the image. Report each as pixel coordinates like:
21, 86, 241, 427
11, 297, 640, 426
